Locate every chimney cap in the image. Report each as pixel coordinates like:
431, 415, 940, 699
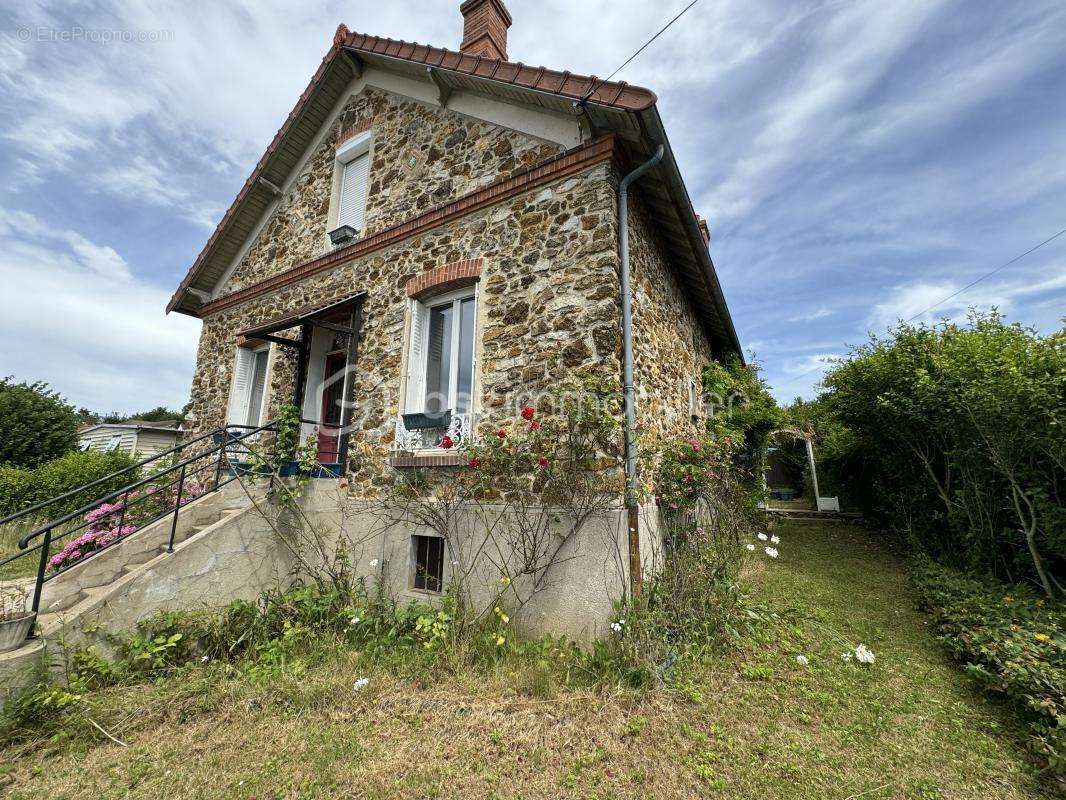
460, 0, 512, 26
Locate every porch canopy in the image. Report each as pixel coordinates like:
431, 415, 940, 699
239, 289, 367, 345
238, 289, 366, 468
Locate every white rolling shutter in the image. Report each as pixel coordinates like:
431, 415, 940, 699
405, 300, 429, 413
227, 347, 254, 425
337, 151, 369, 232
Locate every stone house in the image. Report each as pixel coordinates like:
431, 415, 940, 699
167, 1, 742, 635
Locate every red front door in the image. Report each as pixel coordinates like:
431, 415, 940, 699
317, 352, 346, 463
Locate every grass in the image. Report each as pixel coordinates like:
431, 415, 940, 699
0, 517, 73, 581
1, 521, 1058, 799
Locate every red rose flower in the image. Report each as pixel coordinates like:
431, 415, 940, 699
537, 456, 550, 467
529, 421, 540, 431
468, 457, 481, 468
497, 429, 507, 439
521, 407, 535, 421
440, 435, 454, 449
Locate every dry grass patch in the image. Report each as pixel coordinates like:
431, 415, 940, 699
1, 522, 1059, 799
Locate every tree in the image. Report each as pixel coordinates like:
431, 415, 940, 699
0, 377, 80, 468
99, 406, 185, 424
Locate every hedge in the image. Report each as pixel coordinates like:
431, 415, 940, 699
0, 449, 139, 521
912, 561, 1064, 777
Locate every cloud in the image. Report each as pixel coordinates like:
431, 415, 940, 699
789, 306, 833, 322
0, 207, 199, 412
1, 0, 1065, 414
869, 264, 1066, 331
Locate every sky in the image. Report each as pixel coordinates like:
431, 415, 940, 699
0, 0, 1064, 413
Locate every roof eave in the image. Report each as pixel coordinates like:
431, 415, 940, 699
636, 106, 743, 362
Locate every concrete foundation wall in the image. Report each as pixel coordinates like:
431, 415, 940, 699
1, 480, 669, 695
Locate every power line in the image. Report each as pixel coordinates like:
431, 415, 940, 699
906, 226, 1066, 321
580, 0, 703, 102
772, 225, 1066, 392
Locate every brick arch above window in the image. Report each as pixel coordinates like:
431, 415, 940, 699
405, 258, 482, 301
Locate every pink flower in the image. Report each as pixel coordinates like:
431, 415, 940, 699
689, 439, 700, 451
537, 456, 550, 468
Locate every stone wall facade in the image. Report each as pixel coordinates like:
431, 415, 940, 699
188, 157, 621, 493
222, 87, 561, 294
187, 86, 716, 502
625, 186, 714, 456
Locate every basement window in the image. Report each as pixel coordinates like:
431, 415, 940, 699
412, 535, 444, 593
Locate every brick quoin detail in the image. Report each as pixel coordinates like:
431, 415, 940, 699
338, 117, 373, 146
405, 258, 482, 299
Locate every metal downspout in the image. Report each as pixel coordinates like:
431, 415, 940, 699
618, 144, 664, 598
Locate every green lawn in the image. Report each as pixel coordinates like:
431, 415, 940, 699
1, 522, 1056, 799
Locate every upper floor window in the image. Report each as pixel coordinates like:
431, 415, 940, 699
334, 131, 371, 235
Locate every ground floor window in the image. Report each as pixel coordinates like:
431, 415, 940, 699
399, 287, 477, 449
412, 534, 444, 593
228, 345, 270, 428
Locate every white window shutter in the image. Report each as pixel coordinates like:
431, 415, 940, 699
337, 151, 369, 232
227, 347, 254, 425
246, 349, 269, 426
405, 300, 428, 413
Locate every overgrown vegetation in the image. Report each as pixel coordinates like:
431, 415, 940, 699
2, 522, 1057, 799
0, 449, 138, 520
819, 312, 1064, 593
912, 560, 1065, 776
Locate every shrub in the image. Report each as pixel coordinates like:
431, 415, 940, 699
0, 377, 80, 469
821, 313, 1064, 593
0, 449, 139, 520
912, 561, 1065, 776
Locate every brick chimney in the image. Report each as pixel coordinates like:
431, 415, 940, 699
460, 0, 512, 61
695, 214, 711, 246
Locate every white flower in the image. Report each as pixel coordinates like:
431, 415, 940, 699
854, 644, 876, 664
746, 543, 756, 551
200, 655, 210, 663
618, 618, 625, 626
349, 616, 361, 625
841, 652, 853, 662
354, 677, 370, 691
757, 533, 768, 541
770, 535, 780, 544
764, 547, 779, 558
609, 622, 623, 634
796, 655, 809, 666
369, 559, 379, 568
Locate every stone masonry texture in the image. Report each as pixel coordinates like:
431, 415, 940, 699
186, 84, 716, 496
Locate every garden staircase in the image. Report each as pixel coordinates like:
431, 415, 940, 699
0, 423, 289, 692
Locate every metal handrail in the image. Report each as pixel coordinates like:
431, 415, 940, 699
16, 422, 276, 549
0, 425, 225, 528
2, 420, 283, 637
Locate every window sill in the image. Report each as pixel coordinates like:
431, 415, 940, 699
388, 451, 465, 468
